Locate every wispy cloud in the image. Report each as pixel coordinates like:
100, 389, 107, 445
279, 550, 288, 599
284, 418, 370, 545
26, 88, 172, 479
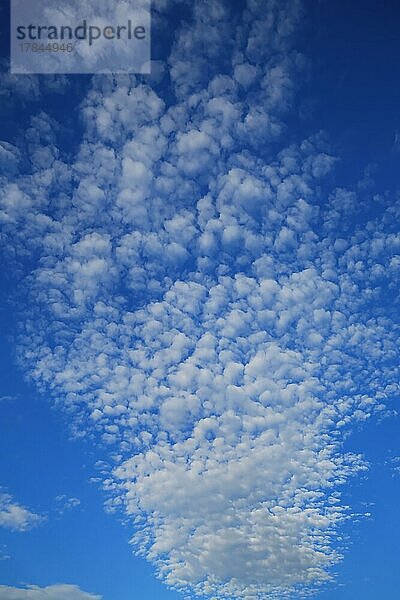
55, 495, 81, 515
0, 395, 15, 403
0, 544, 10, 561
0, 584, 101, 600
0, 493, 44, 532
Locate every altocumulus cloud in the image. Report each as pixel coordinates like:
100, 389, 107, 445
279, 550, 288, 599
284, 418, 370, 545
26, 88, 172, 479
0, 584, 101, 600
1, 0, 400, 598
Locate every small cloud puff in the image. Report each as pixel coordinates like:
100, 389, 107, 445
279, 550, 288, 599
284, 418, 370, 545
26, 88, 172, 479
55, 495, 81, 515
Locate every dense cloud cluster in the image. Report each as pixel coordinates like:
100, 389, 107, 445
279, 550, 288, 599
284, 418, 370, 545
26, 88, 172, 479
1, 0, 399, 598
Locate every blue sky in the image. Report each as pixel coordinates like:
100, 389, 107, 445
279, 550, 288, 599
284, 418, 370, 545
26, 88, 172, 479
1, 1, 400, 599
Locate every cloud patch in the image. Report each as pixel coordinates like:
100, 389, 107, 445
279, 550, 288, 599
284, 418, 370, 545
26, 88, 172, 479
0, 493, 43, 532
0, 584, 101, 600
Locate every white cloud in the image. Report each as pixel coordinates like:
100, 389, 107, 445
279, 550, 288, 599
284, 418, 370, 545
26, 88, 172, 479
0, 584, 101, 600
55, 495, 81, 515
0, 494, 43, 532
